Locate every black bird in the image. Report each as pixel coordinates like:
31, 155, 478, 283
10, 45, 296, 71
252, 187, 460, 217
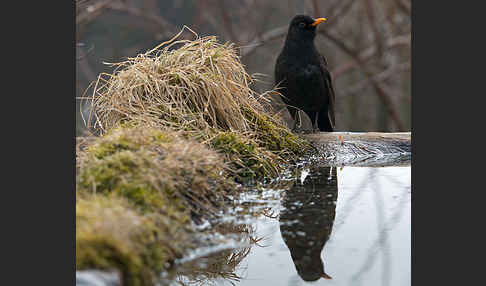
275, 15, 336, 132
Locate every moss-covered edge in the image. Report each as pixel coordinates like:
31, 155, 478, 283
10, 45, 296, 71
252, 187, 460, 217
76, 120, 310, 285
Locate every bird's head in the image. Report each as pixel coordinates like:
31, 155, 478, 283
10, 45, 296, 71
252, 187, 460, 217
287, 15, 327, 42
293, 252, 333, 282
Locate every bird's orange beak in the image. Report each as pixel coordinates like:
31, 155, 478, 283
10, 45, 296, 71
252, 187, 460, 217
311, 18, 327, 26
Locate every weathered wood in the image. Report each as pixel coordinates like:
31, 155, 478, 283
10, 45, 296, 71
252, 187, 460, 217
77, 132, 411, 167
302, 132, 411, 167
304, 132, 411, 150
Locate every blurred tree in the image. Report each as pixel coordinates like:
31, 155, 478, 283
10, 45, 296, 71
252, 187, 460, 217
76, 0, 411, 135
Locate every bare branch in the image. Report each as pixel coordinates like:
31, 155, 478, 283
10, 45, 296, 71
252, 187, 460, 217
193, 0, 208, 30
394, 0, 411, 16
339, 62, 410, 97
311, 0, 321, 18
318, 30, 406, 131
332, 34, 410, 78
76, 0, 116, 25
76, 43, 95, 61
77, 48, 97, 83
239, 0, 361, 57
217, 0, 238, 44
239, 26, 288, 57
107, 1, 179, 39
325, 0, 358, 28
364, 0, 385, 57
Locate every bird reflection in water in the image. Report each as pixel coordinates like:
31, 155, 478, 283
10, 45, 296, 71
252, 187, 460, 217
279, 166, 338, 282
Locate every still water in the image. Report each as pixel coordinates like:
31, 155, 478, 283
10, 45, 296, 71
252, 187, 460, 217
174, 164, 411, 286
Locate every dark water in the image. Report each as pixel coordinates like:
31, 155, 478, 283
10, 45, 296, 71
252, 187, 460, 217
174, 164, 411, 286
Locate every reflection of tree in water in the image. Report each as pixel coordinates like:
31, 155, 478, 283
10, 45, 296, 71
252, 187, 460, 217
171, 178, 295, 286
347, 168, 410, 286
279, 166, 338, 282
173, 223, 261, 286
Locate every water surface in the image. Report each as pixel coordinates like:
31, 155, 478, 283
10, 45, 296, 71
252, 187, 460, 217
174, 164, 411, 286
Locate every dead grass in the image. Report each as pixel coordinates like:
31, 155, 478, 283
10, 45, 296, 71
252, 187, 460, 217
87, 27, 265, 135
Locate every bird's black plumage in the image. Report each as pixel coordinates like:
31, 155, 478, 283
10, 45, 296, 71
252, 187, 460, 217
275, 15, 336, 132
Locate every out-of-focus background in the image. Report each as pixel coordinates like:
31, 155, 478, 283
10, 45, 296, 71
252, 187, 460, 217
76, 0, 411, 136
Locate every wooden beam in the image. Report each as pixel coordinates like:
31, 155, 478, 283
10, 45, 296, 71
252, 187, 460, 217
77, 132, 412, 167
302, 132, 411, 167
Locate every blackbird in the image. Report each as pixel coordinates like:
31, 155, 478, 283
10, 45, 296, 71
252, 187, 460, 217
275, 15, 336, 132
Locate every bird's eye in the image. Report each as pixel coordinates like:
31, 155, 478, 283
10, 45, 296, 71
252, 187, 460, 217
299, 22, 306, 28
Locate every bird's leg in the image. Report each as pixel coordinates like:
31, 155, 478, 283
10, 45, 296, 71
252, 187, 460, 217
288, 107, 298, 131
314, 112, 320, 132
290, 119, 296, 131
295, 110, 303, 129
306, 111, 319, 133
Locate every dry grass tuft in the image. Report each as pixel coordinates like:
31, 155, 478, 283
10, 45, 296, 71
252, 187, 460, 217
88, 27, 268, 138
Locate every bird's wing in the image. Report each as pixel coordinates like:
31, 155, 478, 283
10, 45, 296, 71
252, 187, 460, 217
320, 55, 336, 130
274, 53, 293, 106
326, 71, 336, 130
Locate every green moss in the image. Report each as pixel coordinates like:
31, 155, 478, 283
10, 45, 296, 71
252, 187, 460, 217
211, 132, 277, 181
211, 132, 256, 155
242, 107, 310, 155
77, 237, 147, 285
88, 127, 174, 159
76, 195, 192, 286
77, 125, 234, 217
80, 150, 169, 212
202, 108, 310, 182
